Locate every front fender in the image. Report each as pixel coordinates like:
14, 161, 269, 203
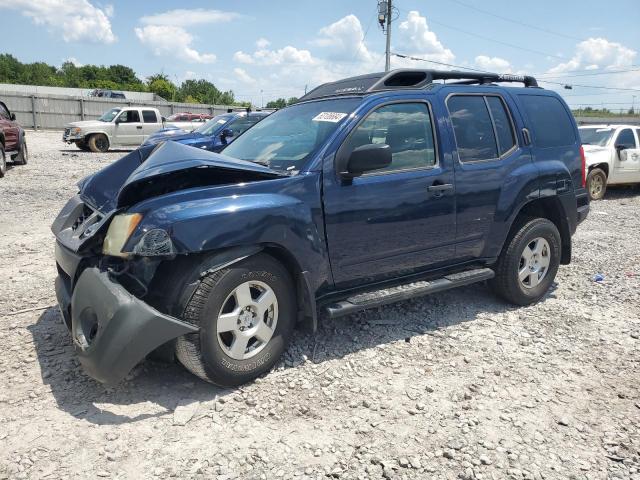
81, 129, 112, 142
125, 186, 330, 293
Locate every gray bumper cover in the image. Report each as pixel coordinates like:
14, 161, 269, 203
65, 267, 198, 384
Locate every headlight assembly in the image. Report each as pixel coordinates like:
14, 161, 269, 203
102, 213, 142, 257
132, 229, 175, 257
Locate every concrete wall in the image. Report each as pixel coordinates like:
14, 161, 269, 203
0, 91, 236, 130
574, 116, 640, 126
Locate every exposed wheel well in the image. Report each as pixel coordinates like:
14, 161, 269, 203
588, 162, 609, 177
513, 197, 572, 265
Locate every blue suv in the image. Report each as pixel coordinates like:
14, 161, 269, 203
52, 69, 589, 386
143, 110, 271, 152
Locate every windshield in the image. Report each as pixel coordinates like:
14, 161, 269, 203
579, 127, 614, 146
222, 98, 362, 172
99, 108, 121, 122
195, 114, 233, 135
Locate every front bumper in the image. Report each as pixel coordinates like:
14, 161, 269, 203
54, 258, 198, 384
63, 130, 83, 142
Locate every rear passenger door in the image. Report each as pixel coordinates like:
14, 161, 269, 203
444, 91, 534, 261
141, 109, 161, 139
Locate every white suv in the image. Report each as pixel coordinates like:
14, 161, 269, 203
579, 124, 640, 200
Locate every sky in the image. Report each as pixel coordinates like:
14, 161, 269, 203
1, 0, 639, 109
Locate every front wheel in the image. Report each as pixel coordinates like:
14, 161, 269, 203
175, 254, 296, 386
490, 218, 561, 306
13, 138, 27, 165
0, 145, 6, 178
587, 168, 607, 200
87, 134, 109, 153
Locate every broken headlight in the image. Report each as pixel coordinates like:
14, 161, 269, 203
102, 213, 142, 257
132, 229, 175, 257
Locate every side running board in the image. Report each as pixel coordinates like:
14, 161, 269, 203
324, 268, 495, 318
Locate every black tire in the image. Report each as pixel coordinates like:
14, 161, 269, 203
87, 134, 109, 153
0, 144, 6, 178
175, 254, 296, 386
490, 218, 561, 306
13, 137, 27, 165
75, 139, 90, 152
587, 168, 607, 201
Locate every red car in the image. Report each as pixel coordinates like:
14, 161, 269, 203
166, 112, 212, 122
0, 100, 28, 178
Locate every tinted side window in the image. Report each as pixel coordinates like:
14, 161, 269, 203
227, 117, 259, 136
486, 96, 516, 156
519, 95, 575, 148
448, 96, 497, 162
142, 110, 157, 123
344, 102, 436, 173
119, 110, 140, 123
616, 129, 637, 148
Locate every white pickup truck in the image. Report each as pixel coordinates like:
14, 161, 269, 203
579, 124, 640, 200
63, 106, 167, 152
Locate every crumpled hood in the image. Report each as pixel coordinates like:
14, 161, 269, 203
80, 141, 282, 212
65, 120, 109, 129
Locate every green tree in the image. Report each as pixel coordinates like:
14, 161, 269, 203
148, 77, 176, 100
287, 97, 299, 105
266, 98, 287, 109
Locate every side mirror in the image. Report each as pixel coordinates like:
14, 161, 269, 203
620, 149, 629, 161
342, 143, 392, 177
10, 113, 16, 121
115, 117, 121, 124
615, 143, 632, 151
161, 116, 166, 123
220, 128, 233, 139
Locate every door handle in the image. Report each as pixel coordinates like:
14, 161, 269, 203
427, 183, 453, 192
136, 126, 143, 129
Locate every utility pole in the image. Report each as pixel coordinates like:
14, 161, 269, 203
378, 0, 392, 71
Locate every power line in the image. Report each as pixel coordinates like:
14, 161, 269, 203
538, 67, 640, 79
448, 0, 584, 42
539, 79, 640, 93
392, 52, 491, 73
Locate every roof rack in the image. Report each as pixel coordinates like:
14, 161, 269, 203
299, 69, 539, 102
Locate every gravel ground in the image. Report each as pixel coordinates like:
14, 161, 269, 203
0, 130, 639, 480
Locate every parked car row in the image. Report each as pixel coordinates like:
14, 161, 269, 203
0, 100, 28, 178
62, 107, 271, 152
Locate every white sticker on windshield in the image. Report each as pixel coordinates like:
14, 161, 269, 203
312, 112, 347, 123
217, 119, 227, 124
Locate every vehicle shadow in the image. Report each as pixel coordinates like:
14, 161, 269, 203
58, 149, 134, 154
602, 185, 640, 200
29, 281, 528, 425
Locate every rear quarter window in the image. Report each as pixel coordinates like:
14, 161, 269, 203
519, 95, 575, 148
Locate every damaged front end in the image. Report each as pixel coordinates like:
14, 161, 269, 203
52, 142, 285, 384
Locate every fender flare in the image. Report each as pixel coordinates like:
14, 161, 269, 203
82, 130, 112, 144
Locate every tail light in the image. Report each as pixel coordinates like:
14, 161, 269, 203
579, 145, 586, 188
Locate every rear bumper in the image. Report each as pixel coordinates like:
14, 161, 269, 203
575, 189, 590, 226
54, 248, 198, 384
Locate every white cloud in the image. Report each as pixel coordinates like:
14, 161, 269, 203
233, 45, 316, 67
234, 51, 255, 64
548, 37, 637, 74
474, 55, 512, 73
135, 25, 216, 64
256, 38, 270, 49
104, 4, 113, 17
313, 15, 374, 63
397, 11, 454, 63
140, 8, 239, 27
0, 0, 116, 44
234, 68, 256, 85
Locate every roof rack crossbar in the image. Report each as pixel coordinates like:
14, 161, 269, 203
299, 69, 538, 101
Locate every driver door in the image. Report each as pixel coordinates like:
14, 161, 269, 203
611, 128, 640, 183
114, 110, 144, 145
322, 100, 456, 288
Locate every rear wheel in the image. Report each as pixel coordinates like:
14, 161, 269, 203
0, 145, 6, 178
87, 134, 109, 153
587, 168, 607, 200
13, 137, 27, 165
175, 254, 296, 386
490, 218, 561, 305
